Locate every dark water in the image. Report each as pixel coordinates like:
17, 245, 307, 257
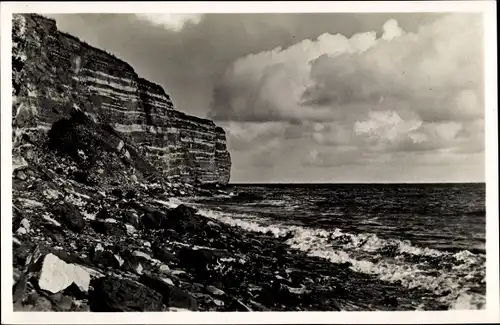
188, 183, 486, 310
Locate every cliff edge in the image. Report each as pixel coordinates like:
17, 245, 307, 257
12, 13, 231, 185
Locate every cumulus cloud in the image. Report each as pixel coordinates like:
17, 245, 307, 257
210, 13, 484, 180
135, 14, 203, 31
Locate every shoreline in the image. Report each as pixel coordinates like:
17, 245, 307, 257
12, 166, 483, 311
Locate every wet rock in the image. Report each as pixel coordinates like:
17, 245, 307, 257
177, 247, 215, 274
91, 245, 121, 269
152, 244, 178, 264
141, 210, 168, 230
231, 192, 263, 202
139, 273, 198, 310
163, 229, 180, 240
165, 204, 204, 233
89, 276, 164, 312
52, 202, 85, 233
90, 220, 126, 236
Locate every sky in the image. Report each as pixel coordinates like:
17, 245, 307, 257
45, 12, 485, 183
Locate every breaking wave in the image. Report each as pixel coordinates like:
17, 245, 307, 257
158, 198, 486, 310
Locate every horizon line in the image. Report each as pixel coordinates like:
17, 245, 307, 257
228, 181, 486, 185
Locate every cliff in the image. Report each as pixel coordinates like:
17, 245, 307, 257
12, 13, 231, 185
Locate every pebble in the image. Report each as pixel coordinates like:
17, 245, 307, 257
158, 264, 170, 273
206, 285, 225, 296
20, 218, 31, 232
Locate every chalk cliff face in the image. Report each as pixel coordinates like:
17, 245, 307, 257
12, 13, 231, 185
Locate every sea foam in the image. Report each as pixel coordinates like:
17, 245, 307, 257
159, 198, 486, 310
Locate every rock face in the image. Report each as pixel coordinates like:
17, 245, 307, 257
12, 13, 231, 185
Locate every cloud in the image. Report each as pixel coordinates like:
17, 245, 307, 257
134, 14, 203, 31
209, 13, 484, 181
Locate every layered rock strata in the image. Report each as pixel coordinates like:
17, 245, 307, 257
12, 13, 231, 184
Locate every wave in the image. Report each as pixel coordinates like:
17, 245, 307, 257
244, 199, 288, 207
159, 198, 486, 310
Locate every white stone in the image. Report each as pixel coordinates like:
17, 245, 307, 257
20, 218, 30, 232
132, 250, 152, 261
130, 175, 138, 183
206, 285, 225, 296
12, 237, 21, 246
114, 254, 124, 267
37, 253, 90, 294
125, 224, 136, 235
158, 264, 170, 273
12, 155, 28, 171
16, 227, 27, 235
135, 263, 143, 275
117, 140, 124, 152
143, 241, 151, 248
161, 277, 174, 286
213, 299, 224, 307
104, 218, 118, 224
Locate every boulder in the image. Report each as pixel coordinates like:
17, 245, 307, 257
89, 277, 164, 312
163, 229, 180, 240
152, 244, 178, 264
91, 245, 121, 269
177, 247, 216, 274
90, 220, 126, 236
139, 273, 198, 311
52, 202, 85, 233
35, 253, 90, 294
141, 210, 168, 230
165, 204, 205, 233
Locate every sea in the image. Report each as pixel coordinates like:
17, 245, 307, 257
176, 183, 486, 310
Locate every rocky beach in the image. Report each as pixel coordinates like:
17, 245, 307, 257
12, 146, 446, 312
10, 12, 487, 313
